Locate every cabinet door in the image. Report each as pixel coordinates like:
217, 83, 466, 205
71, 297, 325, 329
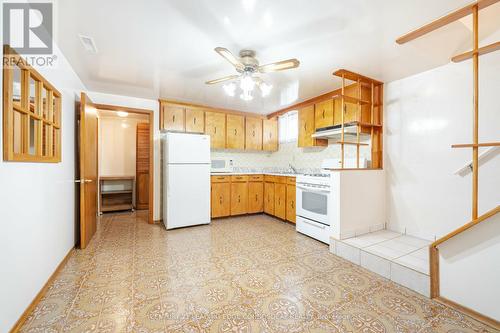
211, 182, 230, 218
245, 117, 263, 150
231, 182, 248, 215
298, 105, 327, 148
264, 182, 275, 215
314, 100, 333, 130
263, 118, 278, 151
185, 108, 204, 133
162, 104, 185, 132
226, 114, 245, 149
248, 181, 263, 213
274, 183, 286, 220
205, 112, 226, 149
286, 184, 296, 223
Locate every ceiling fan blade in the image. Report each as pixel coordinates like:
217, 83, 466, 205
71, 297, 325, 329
258, 59, 300, 73
205, 74, 239, 85
215, 47, 245, 71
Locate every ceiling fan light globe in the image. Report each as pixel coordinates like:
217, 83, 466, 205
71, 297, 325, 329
223, 83, 236, 97
240, 75, 255, 92
260, 83, 273, 97
240, 91, 253, 101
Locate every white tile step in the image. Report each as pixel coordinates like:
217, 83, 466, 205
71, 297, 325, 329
330, 230, 432, 297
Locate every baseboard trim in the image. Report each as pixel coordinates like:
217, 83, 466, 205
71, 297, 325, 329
434, 296, 500, 330
9, 247, 75, 333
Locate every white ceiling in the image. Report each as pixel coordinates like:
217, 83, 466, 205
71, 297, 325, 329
55, 0, 500, 114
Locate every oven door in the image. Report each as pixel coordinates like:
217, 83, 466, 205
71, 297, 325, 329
296, 184, 330, 225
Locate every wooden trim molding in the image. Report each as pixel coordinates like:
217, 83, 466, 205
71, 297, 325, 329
9, 248, 74, 333
452, 41, 500, 63
434, 296, 500, 330
158, 99, 266, 119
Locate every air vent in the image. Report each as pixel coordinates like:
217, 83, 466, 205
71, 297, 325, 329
78, 34, 98, 54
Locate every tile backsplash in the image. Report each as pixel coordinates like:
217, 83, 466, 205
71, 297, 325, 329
211, 140, 371, 171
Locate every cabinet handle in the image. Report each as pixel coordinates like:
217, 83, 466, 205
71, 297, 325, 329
217, 177, 225, 180
194, 117, 196, 124
322, 110, 325, 118
278, 198, 280, 205
304, 124, 306, 131
214, 127, 217, 134
234, 129, 237, 136
238, 195, 240, 203
252, 130, 255, 137
291, 201, 294, 209
255, 194, 258, 201
219, 196, 222, 204
172, 115, 175, 122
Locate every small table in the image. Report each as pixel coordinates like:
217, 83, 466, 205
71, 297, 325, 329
99, 176, 135, 214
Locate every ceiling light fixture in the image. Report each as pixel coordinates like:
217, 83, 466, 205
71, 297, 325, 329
260, 82, 273, 97
117, 111, 128, 117
223, 83, 236, 97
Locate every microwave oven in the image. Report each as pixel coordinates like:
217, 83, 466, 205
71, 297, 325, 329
211, 158, 234, 173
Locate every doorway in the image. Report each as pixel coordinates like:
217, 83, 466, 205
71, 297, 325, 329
77, 94, 154, 249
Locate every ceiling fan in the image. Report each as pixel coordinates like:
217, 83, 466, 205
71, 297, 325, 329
206, 47, 300, 101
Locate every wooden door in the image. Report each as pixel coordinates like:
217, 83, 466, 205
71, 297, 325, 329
286, 184, 296, 223
79, 93, 98, 249
185, 108, 204, 133
298, 105, 327, 148
264, 182, 275, 215
248, 181, 263, 213
136, 123, 149, 210
274, 183, 286, 220
226, 114, 245, 149
205, 111, 226, 149
211, 182, 230, 218
162, 104, 185, 131
230, 181, 248, 215
245, 117, 263, 150
314, 100, 333, 130
263, 118, 278, 151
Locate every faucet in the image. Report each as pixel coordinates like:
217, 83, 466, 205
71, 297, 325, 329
289, 163, 298, 174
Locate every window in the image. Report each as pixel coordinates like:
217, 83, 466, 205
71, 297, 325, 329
3, 45, 62, 162
278, 111, 298, 143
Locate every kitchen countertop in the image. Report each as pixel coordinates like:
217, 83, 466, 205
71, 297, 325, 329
211, 172, 300, 177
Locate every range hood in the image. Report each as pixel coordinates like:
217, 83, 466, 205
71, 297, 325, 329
311, 123, 371, 140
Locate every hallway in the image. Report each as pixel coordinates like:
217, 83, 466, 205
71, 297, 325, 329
20, 213, 496, 332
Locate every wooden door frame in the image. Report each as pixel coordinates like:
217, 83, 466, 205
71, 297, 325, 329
94, 102, 155, 224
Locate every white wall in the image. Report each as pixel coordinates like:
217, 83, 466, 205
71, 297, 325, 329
385, 51, 500, 240
99, 117, 146, 177
85, 92, 161, 220
439, 211, 500, 321
0, 12, 86, 332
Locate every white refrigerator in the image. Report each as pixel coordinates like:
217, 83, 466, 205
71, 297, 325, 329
163, 132, 211, 230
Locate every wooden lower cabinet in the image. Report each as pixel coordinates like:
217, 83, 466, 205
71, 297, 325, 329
286, 184, 296, 223
264, 182, 275, 215
274, 183, 286, 220
211, 182, 230, 218
231, 182, 248, 216
248, 181, 264, 213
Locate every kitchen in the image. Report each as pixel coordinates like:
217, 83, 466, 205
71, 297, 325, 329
1, 1, 499, 332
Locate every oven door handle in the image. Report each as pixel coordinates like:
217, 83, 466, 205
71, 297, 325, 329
297, 185, 330, 194
301, 219, 326, 229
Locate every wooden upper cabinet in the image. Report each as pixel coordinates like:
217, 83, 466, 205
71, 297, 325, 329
205, 111, 226, 149
314, 99, 333, 130
162, 104, 185, 132
298, 105, 327, 148
185, 108, 204, 133
245, 117, 263, 151
226, 114, 245, 150
263, 118, 278, 152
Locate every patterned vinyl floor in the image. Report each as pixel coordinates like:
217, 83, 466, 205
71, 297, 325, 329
19, 212, 497, 332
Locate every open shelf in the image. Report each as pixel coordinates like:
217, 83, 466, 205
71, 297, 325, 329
99, 176, 135, 214
101, 190, 133, 195
337, 141, 369, 146
332, 69, 383, 85
331, 94, 371, 105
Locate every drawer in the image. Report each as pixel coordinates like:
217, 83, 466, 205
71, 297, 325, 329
231, 175, 249, 182
248, 174, 263, 182
264, 175, 275, 182
211, 175, 230, 183
287, 177, 296, 185
275, 176, 287, 184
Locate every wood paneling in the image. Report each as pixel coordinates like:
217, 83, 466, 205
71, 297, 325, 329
248, 181, 264, 213
230, 182, 248, 216
211, 182, 230, 218
226, 114, 245, 149
264, 181, 275, 215
205, 111, 226, 149
136, 123, 149, 210
286, 184, 296, 223
162, 104, 185, 132
274, 183, 286, 220
263, 118, 278, 151
245, 117, 263, 150
314, 99, 333, 130
185, 108, 204, 133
